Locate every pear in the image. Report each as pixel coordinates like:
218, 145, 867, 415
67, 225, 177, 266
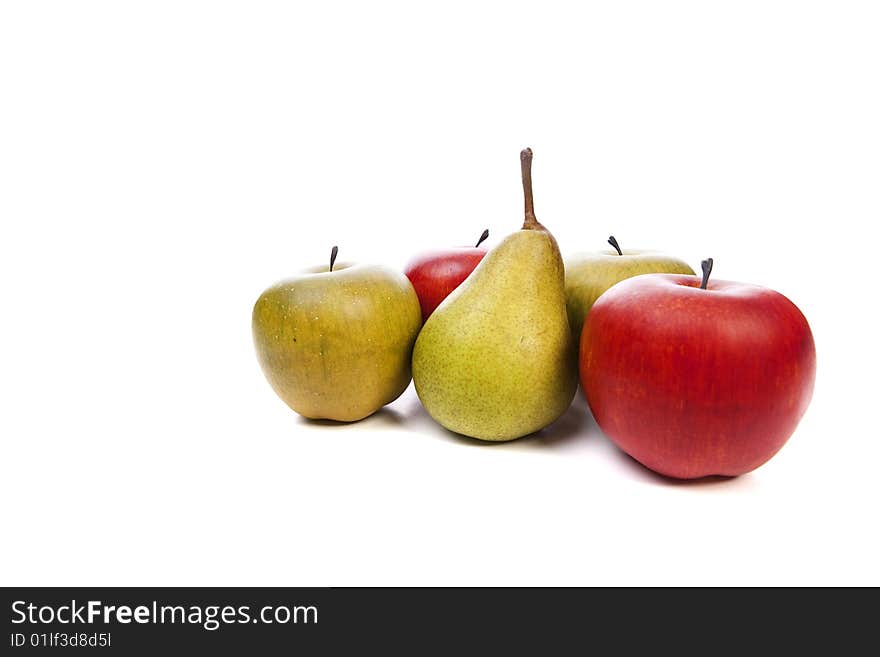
412, 148, 578, 441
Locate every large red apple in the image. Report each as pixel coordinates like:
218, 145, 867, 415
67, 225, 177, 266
404, 229, 489, 322
580, 259, 816, 479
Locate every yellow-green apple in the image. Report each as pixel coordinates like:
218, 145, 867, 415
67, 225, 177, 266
565, 236, 693, 345
252, 247, 422, 421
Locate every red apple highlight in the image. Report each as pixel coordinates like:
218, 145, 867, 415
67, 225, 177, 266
404, 229, 489, 322
580, 260, 816, 479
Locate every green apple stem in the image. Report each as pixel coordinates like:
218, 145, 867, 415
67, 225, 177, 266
608, 235, 623, 256
700, 258, 714, 289
520, 148, 541, 230
475, 229, 489, 248
330, 245, 339, 272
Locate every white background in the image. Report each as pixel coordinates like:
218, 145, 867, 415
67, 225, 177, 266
2, 1, 878, 586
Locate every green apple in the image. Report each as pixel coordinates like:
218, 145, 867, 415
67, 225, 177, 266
565, 236, 694, 343
252, 248, 422, 421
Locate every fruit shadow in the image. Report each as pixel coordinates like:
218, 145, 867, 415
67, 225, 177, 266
294, 406, 410, 430
410, 391, 598, 451
294, 392, 754, 488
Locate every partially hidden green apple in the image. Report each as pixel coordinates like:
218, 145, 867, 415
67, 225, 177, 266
252, 247, 422, 422
565, 236, 694, 345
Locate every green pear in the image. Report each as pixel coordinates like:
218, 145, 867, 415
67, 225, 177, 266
565, 237, 694, 344
412, 149, 578, 441
253, 248, 422, 422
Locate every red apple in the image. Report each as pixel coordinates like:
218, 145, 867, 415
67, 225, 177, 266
580, 259, 816, 479
404, 229, 489, 322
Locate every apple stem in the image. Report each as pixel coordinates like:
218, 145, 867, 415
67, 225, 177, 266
608, 235, 623, 256
330, 245, 339, 272
700, 258, 713, 289
475, 229, 489, 248
520, 148, 541, 230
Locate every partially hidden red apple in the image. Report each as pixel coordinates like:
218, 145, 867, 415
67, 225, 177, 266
404, 229, 489, 322
580, 259, 816, 479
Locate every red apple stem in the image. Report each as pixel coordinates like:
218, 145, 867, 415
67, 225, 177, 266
475, 229, 489, 248
520, 148, 541, 230
608, 235, 623, 256
330, 245, 339, 272
700, 258, 713, 289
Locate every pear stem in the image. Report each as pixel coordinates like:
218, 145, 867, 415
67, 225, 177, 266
700, 258, 713, 289
330, 245, 339, 272
520, 148, 539, 229
608, 235, 623, 256
475, 229, 489, 248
